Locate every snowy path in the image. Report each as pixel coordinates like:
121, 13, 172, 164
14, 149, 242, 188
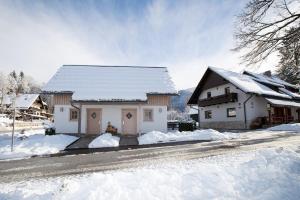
0, 130, 299, 183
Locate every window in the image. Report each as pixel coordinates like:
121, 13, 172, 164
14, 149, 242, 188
225, 87, 230, 94
207, 92, 211, 98
204, 110, 212, 119
143, 109, 153, 121
70, 109, 78, 121
227, 108, 236, 117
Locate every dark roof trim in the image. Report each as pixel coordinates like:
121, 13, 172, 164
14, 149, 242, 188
147, 92, 178, 96
40, 91, 73, 94
72, 100, 147, 105
62, 65, 167, 69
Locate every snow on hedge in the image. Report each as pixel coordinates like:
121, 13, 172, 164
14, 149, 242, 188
268, 123, 300, 132
1, 147, 299, 199
89, 133, 120, 148
0, 129, 78, 160
138, 129, 238, 145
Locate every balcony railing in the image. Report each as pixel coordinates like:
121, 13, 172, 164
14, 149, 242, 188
271, 115, 294, 124
198, 93, 238, 107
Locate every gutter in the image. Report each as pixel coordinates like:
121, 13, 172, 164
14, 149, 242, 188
243, 94, 253, 129
71, 101, 81, 134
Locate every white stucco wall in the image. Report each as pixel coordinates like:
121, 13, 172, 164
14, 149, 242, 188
140, 106, 167, 133
245, 96, 268, 126
198, 83, 269, 129
54, 105, 78, 133
291, 107, 298, 120
54, 104, 167, 134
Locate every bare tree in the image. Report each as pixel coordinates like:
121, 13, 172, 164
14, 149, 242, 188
0, 72, 8, 113
7, 71, 30, 95
234, 0, 300, 65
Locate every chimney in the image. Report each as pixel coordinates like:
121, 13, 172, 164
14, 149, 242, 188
263, 70, 272, 77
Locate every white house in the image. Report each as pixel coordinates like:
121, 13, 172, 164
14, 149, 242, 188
188, 66, 300, 129
42, 65, 177, 135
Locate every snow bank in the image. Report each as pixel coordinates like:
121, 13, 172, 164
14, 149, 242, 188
89, 133, 120, 148
268, 123, 300, 132
41, 120, 55, 129
1, 147, 299, 199
0, 117, 11, 127
138, 129, 238, 145
0, 129, 78, 160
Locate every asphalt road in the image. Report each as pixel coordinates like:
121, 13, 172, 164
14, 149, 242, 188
0, 131, 300, 183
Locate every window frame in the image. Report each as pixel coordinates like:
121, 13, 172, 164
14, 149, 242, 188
227, 108, 236, 118
225, 87, 230, 95
207, 92, 211, 98
143, 109, 154, 122
69, 108, 78, 121
204, 110, 212, 119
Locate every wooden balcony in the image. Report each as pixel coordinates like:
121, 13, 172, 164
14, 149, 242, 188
198, 93, 238, 107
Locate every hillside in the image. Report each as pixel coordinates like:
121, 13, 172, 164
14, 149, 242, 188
170, 88, 195, 112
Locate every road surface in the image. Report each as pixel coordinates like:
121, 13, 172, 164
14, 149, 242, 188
0, 131, 299, 183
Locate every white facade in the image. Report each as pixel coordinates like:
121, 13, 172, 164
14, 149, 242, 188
54, 105, 78, 133
189, 67, 300, 130
54, 104, 167, 134
198, 83, 269, 129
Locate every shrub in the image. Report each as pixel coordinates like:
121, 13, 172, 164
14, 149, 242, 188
45, 128, 56, 135
179, 122, 196, 132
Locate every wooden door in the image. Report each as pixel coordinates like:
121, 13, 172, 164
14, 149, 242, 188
122, 109, 137, 135
86, 108, 102, 134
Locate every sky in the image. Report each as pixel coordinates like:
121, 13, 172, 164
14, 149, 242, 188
0, 0, 277, 90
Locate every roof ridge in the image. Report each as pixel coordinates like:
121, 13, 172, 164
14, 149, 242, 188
62, 65, 167, 69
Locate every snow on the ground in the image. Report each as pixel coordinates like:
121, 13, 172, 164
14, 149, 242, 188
268, 123, 300, 132
138, 129, 238, 145
1, 147, 299, 200
40, 120, 55, 129
89, 133, 120, 148
0, 116, 11, 127
0, 129, 78, 160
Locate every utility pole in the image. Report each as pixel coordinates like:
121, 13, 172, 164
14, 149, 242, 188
11, 94, 16, 152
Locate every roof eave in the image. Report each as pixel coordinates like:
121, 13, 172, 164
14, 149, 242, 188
41, 91, 74, 94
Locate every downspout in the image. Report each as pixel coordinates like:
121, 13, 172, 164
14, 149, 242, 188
243, 94, 253, 129
71, 101, 81, 134
198, 107, 200, 129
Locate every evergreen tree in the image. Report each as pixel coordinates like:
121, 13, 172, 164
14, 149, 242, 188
276, 27, 300, 85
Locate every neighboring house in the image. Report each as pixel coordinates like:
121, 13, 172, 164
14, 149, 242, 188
188, 67, 300, 129
42, 65, 177, 135
2, 94, 51, 120
188, 106, 199, 122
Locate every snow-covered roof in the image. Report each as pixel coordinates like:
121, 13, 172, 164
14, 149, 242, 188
209, 67, 290, 99
243, 70, 298, 89
188, 107, 198, 115
279, 88, 300, 98
15, 94, 40, 109
3, 94, 40, 109
43, 65, 177, 101
265, 98, 300, 108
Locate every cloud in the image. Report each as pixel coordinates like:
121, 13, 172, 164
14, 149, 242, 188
0, 0, 268, 89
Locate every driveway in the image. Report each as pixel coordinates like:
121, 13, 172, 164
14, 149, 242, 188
1, 131, 299, 183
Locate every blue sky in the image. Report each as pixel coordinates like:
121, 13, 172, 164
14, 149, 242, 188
0, 0, 274, 89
